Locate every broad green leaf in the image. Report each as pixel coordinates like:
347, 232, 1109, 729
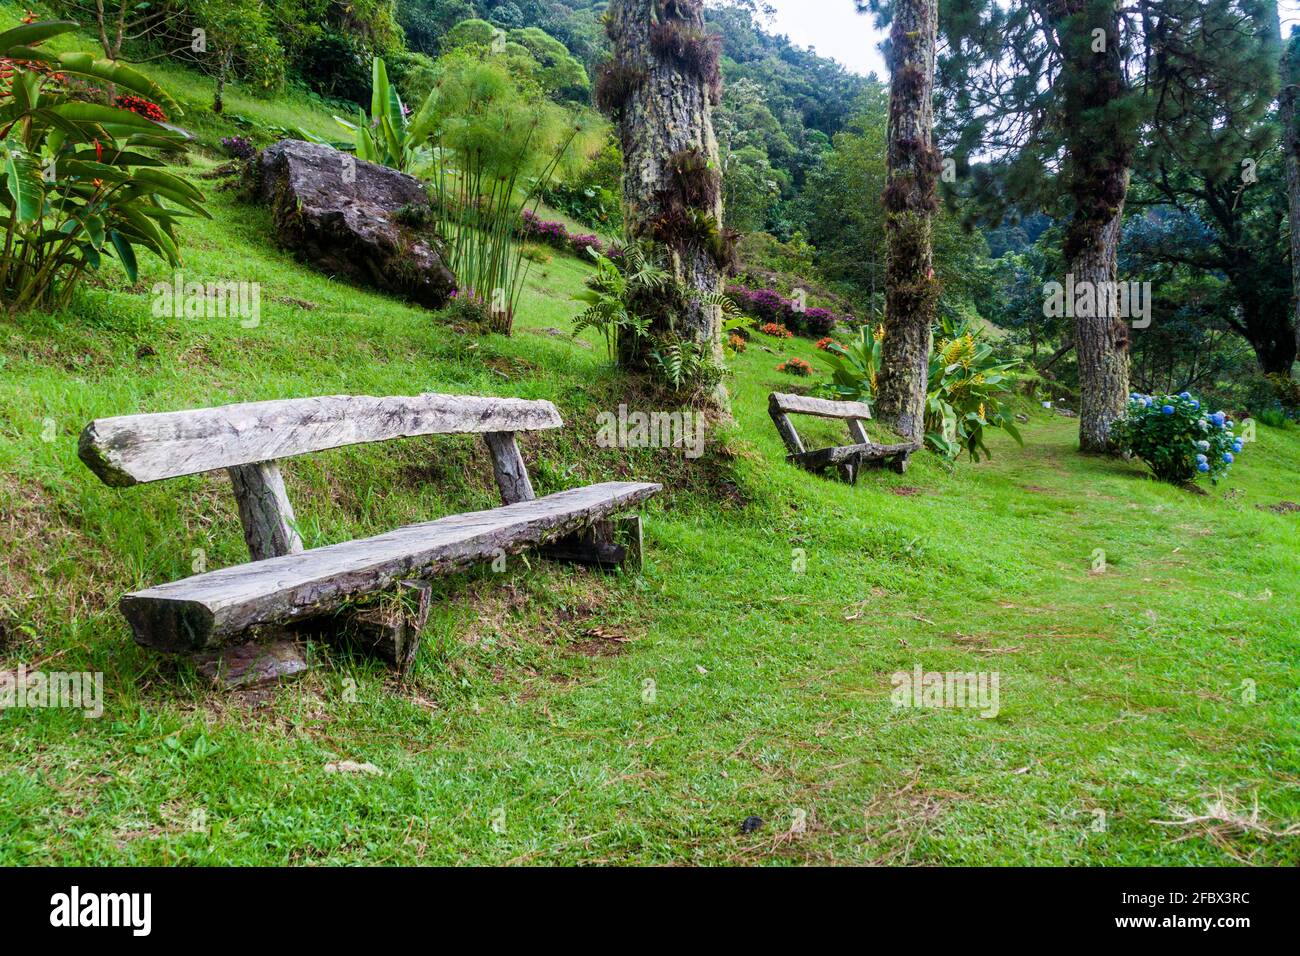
4, 149, 44, 223
371, 58, 390, 129
130, 168, 205, 202
109, 230, 138, 283
0, 20, 78, 55
55, 53, 182, 116
49, 102, 164, 131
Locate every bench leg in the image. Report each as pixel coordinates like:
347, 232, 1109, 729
193, 632, 310, 689
891, 452, 910, 475
308, 579, 431, 673
540, 514, 642, 571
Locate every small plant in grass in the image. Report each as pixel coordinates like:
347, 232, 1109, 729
1111, 392, 1243, 485
220, 135, 256, 160
761, 322, 792, 339
442, 287, 492, 326
727, 332, 747, 354
815, 336, 833, 350
777, 357, 812, 377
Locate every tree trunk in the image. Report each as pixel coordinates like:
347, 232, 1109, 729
1055, 1, 1134, 453
1071, 183, 1131, 451
607, 0, 726, 390
874, 0, 940, 442
213, 50, 232, 114
1275, 6, 1300, 367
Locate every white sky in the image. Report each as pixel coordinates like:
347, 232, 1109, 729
759, 0, 1300, 81
762, 0, 888, 79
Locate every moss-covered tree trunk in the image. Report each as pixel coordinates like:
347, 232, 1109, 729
1056, 1, 1134, 453
606, 0, 727, 389
875, 0, 940, 441
1275, 6, 1300, 365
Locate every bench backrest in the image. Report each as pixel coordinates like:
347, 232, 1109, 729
80, 392, 560, 564
768, 392, 871, 422
79, 392, 563, 487
768, 391, 873, 461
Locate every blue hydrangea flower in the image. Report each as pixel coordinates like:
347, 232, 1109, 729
1195, 453, 1207, 463
1210, 412, 1226, 427
1190, 399, 1200, 410
1179, 392, 1192, 400
1197, 441, 1210, 451
1162, 405, 1175, 415
1233, 441, 1243, 453
1197, 462, 1210, 473
1225, 420, 1234, 430
1223, 452, 1234, 464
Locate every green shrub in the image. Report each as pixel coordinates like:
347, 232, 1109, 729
817, 316, 1023, 461
1111, 392, 1243, 485
1, 21, 207, 314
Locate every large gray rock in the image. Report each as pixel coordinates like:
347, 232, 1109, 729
246, 140, 455, 309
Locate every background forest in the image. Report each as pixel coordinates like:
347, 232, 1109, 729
52, 0, 1297, 418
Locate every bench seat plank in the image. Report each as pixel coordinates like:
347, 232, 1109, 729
121, 481, 661, 651
791, 440, 922, 471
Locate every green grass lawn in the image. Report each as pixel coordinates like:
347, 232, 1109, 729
2, 9, 1299, 865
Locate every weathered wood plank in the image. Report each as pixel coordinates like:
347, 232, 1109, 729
79, 393, 564, 487
790, 440, 922, 471
483, 432, 535, 504
847, 418, 870, 445
227, 461, 304, 561
768, 397, 806, 456
769, 392, 873, 421
120, 481, 661, 651
193, 635, 310, 689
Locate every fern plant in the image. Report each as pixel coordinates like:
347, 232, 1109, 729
572, 243, 663, 361
573, 242, 742, 398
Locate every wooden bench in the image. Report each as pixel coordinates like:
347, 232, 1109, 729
768, 392, 921, 482
79, 393, 661, 678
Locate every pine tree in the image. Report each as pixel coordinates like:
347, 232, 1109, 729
1272, 2, 1300, 367
939, 1, 1275, 450
603, 0, 730, 402
866, 0, 942, 441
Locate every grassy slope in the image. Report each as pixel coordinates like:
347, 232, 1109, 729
2, 10, 1299, 864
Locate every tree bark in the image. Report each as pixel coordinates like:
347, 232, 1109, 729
1071, 183, 1131, 451
1274, 5, 1300, 366
875, 0, 940, 441
608, 0, 726, 387
1055, 1, 1134, 453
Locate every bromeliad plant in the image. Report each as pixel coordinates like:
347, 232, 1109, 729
1, 20, 206, 315
1111, 392, 1243, 485
817, 314, 1023, 461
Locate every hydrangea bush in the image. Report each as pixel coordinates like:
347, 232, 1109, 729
1111, 392, 1244, 484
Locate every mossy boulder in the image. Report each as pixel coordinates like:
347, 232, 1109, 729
246, 140, 456, 309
